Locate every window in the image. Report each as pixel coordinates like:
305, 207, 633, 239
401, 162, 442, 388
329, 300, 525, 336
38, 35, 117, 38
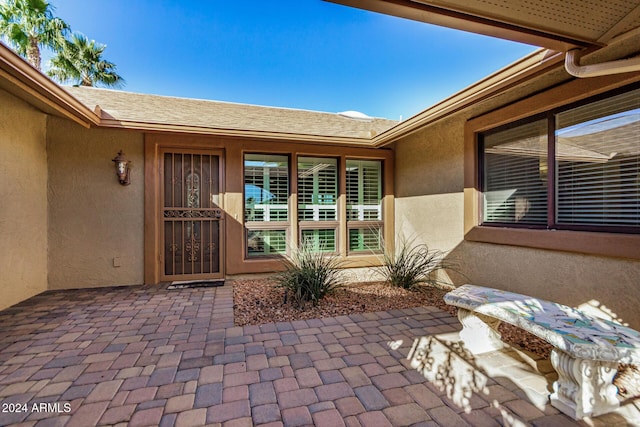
244, 152, 389, 258
297, 157, 338, 221
346, 159, 383, 252
556, 92, 640, 229
482, 119, 548, 225
298, 157, 339, 252
247, 230, 287, 256
301, 229, 337, 252
244, 154, 289, 257
480, 86, 640, 233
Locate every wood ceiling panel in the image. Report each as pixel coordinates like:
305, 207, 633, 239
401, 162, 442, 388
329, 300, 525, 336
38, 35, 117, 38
416, 0, 640, 42
328, 0, 640, 50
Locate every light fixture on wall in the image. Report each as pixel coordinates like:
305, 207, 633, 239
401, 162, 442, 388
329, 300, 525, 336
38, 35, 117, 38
112, 150, 131, 186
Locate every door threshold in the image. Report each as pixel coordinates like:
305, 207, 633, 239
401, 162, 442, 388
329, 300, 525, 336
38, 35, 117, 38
167, 279, 225, 290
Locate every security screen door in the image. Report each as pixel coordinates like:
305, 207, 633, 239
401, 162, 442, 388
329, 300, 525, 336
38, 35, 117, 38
161, 150, 224, 280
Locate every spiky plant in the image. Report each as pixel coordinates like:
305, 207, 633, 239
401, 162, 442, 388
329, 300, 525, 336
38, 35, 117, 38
380, 237, 456, 290
275, 240, 343, 308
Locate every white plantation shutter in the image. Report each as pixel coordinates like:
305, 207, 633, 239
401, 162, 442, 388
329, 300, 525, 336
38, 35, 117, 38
555, 89, 640, 227
246, 230, 287, 257
297, 157, 338, 221
244, 154, 289, 257
346, 160, 382, 221
348, 227, 382, 252
244, 154, 289, 222
346, 159, 383, 252
482, 120, 549, 225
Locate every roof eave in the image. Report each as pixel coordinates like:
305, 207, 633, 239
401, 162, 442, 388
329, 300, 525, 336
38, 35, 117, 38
325, 0, 597, 51
97, 118, 379, 146
0, 43, 99, 128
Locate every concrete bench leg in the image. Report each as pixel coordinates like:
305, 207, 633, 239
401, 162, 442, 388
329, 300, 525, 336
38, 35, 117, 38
457, 308, 504, 354
550, 349, 619, 419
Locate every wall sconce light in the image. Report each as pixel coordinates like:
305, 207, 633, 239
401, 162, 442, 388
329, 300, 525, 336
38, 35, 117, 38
112, 150, 131, 186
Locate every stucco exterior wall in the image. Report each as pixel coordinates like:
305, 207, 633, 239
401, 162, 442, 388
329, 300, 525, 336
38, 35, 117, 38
393, 86, 640, 329
47, 117, 144, 289
0, 89, 48, 310
394, 116, 465, 252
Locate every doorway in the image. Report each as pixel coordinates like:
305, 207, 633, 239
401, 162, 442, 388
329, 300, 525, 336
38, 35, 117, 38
160, 149, 224, 281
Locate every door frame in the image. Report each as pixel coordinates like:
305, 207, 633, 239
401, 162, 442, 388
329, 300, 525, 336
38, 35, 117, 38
145, 137, 226, 284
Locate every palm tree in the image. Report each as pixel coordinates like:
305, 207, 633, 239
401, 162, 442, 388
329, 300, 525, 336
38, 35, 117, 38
0, 0, 69, 70
47, 32, 124, 88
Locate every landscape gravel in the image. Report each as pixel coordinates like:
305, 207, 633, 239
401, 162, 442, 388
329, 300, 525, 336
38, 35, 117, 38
232, 278, 552, 357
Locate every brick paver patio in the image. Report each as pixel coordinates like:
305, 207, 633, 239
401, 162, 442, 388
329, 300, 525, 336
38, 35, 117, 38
0, 283, 638, 426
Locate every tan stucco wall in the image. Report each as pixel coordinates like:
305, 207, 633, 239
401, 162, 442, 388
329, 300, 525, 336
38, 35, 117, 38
0, 89, 48, 310
47, 117, 144, 289
449, 241, 640, 327
393, 85, 640, 329
394, 116, 465, 252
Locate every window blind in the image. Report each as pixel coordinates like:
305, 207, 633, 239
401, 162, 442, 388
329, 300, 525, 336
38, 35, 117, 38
483, 120, 549, 225
556, 89, 640, 227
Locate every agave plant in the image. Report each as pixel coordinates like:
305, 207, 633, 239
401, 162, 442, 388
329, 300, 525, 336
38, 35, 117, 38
275, 240, 343, 308
379, 236, 456, 290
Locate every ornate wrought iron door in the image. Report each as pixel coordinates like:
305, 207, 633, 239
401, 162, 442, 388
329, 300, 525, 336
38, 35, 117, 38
162, 151, 223, 279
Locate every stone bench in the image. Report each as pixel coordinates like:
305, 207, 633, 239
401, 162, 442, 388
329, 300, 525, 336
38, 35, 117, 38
444, 284, 640, 420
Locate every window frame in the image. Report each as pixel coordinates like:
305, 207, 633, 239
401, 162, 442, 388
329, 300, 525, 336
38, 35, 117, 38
465, 75, 640, 260
478, 85, 640, 235
243, 151, 392, 260
243, 153, 291, 258
296, 155, 340, 254
346, 158, 384, 254
478, 113, 552, 230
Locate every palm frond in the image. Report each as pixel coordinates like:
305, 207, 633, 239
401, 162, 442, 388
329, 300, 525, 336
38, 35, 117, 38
47, 31, 124, 88
0, 0, 69, 69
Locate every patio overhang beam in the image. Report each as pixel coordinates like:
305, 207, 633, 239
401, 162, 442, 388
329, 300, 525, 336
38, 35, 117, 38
325, 0, 597, 52
0, 43, 99, 128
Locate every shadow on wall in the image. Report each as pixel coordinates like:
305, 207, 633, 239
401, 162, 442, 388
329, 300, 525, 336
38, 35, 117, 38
442, 239, 640, 330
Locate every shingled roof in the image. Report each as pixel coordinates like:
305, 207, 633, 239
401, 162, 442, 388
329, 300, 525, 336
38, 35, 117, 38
64, 86, 397, 142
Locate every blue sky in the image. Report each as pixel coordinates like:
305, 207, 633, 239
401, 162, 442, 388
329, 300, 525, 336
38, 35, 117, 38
48, 0, 537, 120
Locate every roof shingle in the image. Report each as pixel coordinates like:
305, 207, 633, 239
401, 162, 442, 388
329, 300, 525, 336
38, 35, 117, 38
64, 86, 397, 141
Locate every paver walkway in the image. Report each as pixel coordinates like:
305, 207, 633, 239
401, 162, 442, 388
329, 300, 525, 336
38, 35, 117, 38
0, 283, 638, 426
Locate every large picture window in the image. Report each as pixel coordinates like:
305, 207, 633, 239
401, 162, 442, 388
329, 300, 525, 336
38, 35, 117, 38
243, 152, 388, 258
480, 86, 640, 233
244, 154, 289, 257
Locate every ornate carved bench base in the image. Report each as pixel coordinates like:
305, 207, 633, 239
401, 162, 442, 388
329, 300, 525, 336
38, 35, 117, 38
457, 308, 504, 354
550, 349, 619, 419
